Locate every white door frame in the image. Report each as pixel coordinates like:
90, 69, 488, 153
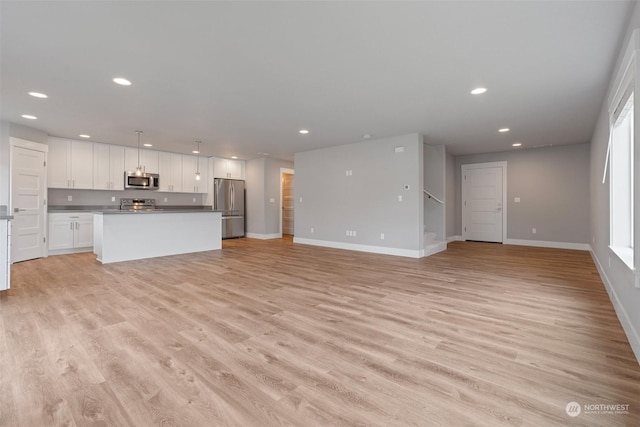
461, 161, 507, 243
10, 137, 49, 260
279, 167, 295, 236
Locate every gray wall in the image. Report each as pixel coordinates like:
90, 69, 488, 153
245, 157, 294, 236
245, 158, 266, 235
265, 157, 294, 234
0, 122, 9, 207
10, 123, 49, 144
424, 144, 445, 241
0, 122, 49, 207
294, 133, 423, 252
445, 150, 456, 239
590, 1, 640, 361
455, 143, 590, 243
48, 189, 206, 207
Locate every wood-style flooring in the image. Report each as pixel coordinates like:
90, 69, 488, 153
1, 238, 639, 426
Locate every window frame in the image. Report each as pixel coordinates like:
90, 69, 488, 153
607, 29, 640, 283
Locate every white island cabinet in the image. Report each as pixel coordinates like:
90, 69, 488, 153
93, 211, 221, 264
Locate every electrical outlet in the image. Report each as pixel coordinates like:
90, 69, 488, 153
299, 197, 303, 203
394, 146, 405, 153
398, 195, 403, 202
514, 197, 520, 203
269, 198, 275, 203
111, 196, 116, 202
164, 197, 168, 203
67, 195, 72, 201
380, 233, 385, 240
192, 198, 196, 202
353, 230, 357, 237
532, 228, 536, 234
311, 227, 314, 233
346, 230, 350, 236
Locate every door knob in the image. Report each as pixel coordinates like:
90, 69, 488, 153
14, 208, 26, 212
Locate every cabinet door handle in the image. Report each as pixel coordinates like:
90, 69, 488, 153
72, 179, 75, 188
70, 223, 73, 230
68, 179, 70, 188
76, 222, 79, 230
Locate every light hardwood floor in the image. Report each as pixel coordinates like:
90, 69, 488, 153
1, 239, 639, 426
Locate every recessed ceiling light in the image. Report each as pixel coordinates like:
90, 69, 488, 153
21, 114, 37, 120
512, 142, 522, 147
470, 87, 487, 95
299, 129, 309, 134
79, 134, 91, 138
113, 77, 132, 86
143, 143, 152, 147
231, 156, 238, 159
28, 91, 47, 98
192, 150, 200, 154
363, 134, 372, 139
498, 128, 510, 133
258, 152, 270, 156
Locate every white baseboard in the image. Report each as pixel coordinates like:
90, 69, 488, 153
504, 238, 590, 251
589, 249, 640, 365
47, 247, 93, 256
424, 240, 447, 257
447, 235, 463, 242
293, 237, 422, 258
245, 233, 282, 240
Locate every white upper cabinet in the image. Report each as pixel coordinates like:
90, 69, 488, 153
212, 157, 244, 180
158, 152, 183, 192
182, 155, 209, 193
47, 137, 93, 189
93, 143, 125, 190
124, 147, 159, 174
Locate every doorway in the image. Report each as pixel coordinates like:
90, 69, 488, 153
461, 162, 507, 243
280, 168, 294, 236
10, 138, 48, 262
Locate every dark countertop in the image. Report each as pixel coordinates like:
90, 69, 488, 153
0, 205, 13, 221
49, 205, 215, 214
95, 209, 221, 215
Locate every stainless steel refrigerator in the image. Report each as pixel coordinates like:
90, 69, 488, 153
214, 178, 245, 239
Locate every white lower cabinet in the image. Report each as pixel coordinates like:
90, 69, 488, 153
48, 213, 93, 254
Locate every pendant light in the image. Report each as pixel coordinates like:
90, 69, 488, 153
135, 130, 143, 176
194, 140, 202, 181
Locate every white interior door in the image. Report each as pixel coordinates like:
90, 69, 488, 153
462, 163, 506, 243
11, 145, 47, 262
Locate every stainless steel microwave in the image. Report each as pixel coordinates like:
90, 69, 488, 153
124, 172, 159, 190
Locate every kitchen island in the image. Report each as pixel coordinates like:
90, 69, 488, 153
93, 210, 221, 264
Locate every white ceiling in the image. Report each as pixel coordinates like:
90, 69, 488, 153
0, 1, 633, 159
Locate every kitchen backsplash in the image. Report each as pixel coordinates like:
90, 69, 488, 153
48, 189, 206, 207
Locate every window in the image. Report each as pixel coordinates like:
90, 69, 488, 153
610, 91, 634, 268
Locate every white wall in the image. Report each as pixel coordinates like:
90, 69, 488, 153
590, 2, 640, 362
294, 133, 424, 257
